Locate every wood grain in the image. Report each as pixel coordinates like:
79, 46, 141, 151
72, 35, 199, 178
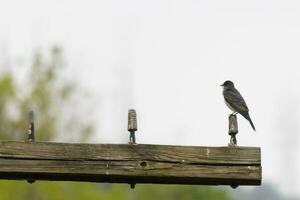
0, 141, 261, 186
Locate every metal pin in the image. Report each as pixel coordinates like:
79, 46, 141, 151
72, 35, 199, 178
228, 114, 238, 188
231, 184, 238, 189
27, 111, 35, 143
228, 114, 238, 147
128, 109, 137, 144
128, 109, 137, 189
26, 110, 35, 184
130, 183, 136, 189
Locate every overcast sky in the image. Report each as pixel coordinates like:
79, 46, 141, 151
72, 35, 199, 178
0, 0, 299, 197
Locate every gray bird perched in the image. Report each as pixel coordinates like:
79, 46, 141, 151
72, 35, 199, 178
221, 80, 256, 131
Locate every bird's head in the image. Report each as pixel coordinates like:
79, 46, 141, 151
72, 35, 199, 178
220, 80, 234, 88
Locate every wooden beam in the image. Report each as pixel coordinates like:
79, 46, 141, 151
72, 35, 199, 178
0, 141, 261, 186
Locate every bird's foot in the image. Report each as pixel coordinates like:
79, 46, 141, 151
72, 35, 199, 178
128, 141, 137, 145
230, 112, 237, 116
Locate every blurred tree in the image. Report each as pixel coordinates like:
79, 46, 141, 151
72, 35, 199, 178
0, 46, 232, 200
0, 46, 93, 141
130, 185, 232, 200
232, 183, 285, 200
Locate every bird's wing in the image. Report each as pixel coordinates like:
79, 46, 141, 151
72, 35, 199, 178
223, 88, 249, 112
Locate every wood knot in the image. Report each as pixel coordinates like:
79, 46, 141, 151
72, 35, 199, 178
139, 161, 147, 168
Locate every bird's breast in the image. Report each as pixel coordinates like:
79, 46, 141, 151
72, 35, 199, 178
224, 99, 236, 112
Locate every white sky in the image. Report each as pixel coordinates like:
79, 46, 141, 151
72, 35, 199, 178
0, 0, 299, 197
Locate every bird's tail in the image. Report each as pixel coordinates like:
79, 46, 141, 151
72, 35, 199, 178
242, 112, 256, 131
248, 117, 256, 131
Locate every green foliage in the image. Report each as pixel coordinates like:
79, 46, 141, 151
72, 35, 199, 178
0, 46, 92, 141
0, 74, 16, 139
0, 182, 232, 200
0, 46, 232, 200
132, 185, 233, 200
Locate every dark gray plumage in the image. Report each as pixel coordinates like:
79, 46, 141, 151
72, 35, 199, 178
221, 80, 256, 131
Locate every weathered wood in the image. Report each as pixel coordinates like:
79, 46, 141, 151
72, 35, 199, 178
0, 141, 261, 186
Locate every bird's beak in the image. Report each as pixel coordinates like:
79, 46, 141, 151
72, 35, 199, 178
220, 84, 224, 86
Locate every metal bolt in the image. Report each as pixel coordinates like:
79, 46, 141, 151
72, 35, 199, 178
128, 109, 137, 144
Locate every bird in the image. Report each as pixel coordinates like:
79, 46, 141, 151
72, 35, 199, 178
221, 80, 256, 131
